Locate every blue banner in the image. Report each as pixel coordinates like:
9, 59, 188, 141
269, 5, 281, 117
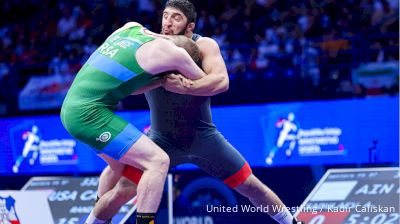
0, 97, 398, 174
212, 96, 399, 167
0, 111, 151, 175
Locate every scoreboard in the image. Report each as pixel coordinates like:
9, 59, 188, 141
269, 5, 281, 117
295, 167, 400, 224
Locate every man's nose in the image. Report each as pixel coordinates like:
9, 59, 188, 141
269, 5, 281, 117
164, 17, 172, 26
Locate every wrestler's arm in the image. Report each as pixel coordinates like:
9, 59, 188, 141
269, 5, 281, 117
136, 38, 205, 80
164, 37, 229, 96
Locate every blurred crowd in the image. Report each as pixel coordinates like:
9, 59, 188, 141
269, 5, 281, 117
0, 0, 398, 114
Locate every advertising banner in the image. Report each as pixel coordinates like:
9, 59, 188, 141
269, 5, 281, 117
22, 176, 136, 224
0, 97, 398, 174
0, 190, 53, 224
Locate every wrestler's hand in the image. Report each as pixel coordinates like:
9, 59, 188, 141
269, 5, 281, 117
162, 73, 194, 94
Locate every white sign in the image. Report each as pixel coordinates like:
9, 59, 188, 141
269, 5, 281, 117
0, 190, 53, 224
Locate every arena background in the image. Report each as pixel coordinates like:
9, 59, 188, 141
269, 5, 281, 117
0, 0, 398, 223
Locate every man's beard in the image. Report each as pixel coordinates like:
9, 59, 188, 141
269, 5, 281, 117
176, 25, 187, 35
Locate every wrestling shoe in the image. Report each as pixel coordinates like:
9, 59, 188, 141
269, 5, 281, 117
293, 219, 305, 224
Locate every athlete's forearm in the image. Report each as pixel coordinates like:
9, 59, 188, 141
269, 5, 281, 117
174, 49, 206, 80
184, 73, 229, 96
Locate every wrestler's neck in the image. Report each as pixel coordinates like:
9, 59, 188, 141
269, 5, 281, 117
185, 30, 194, 39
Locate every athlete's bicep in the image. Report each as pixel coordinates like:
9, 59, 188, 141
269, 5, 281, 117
137, 39, 204, 79
136, 39, 173, 74
198, 38, 228, 77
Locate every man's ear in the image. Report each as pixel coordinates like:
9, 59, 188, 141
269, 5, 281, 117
186, 22, 195, 33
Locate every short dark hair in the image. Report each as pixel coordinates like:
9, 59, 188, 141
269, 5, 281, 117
165, 0, 197, 23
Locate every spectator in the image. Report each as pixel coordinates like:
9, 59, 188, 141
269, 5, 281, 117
0, 0, 397, 116
57, 7, 76, 37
